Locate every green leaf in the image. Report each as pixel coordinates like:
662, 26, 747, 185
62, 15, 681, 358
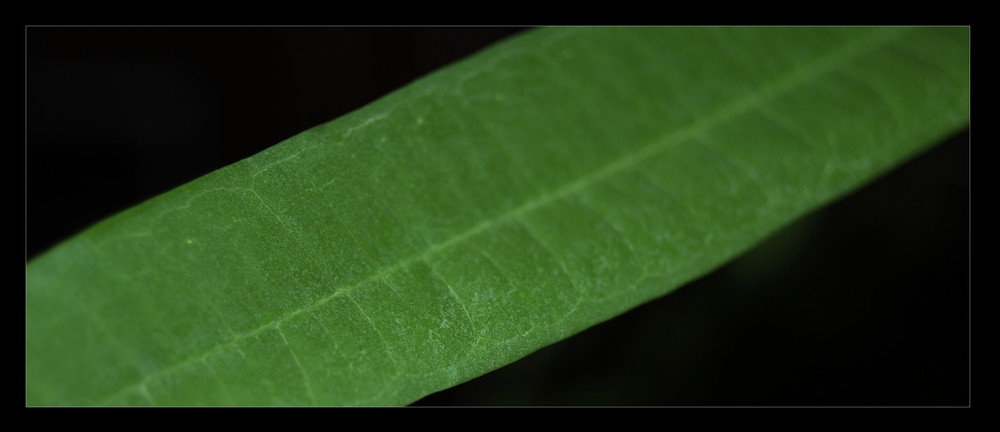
26, 26, 970, 406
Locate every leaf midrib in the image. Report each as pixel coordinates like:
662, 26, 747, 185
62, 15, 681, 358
97, 27, 909, 405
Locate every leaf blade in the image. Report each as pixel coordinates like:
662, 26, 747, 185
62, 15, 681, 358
26, 26, 970, 406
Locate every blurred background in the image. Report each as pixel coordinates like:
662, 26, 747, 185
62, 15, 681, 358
25, 27, 969, 406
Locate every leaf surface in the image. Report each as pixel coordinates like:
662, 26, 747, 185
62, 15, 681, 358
26, 26, 970, 406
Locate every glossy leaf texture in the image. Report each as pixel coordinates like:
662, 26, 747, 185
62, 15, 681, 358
26, 27, 970, 406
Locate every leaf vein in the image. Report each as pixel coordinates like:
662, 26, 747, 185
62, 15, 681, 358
276, 323, 317, 405
92, 27, 910, 405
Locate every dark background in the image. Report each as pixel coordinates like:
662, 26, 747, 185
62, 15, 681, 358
25, 27, 970, 406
